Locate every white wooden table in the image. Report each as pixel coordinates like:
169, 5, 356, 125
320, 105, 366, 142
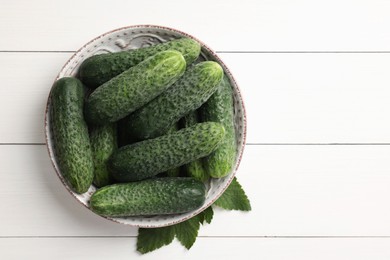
2, 0, 390, 259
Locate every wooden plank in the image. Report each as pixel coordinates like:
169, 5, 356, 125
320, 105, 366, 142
2, 145, 390, 236
224, 53, 390, 143
1, 237, 390, 260
2, 52, 390, 143
0, 52, 72, 144
1, 0, 390, 51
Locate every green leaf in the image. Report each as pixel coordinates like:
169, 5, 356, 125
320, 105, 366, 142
136, 178, 251, 253
214, 177, 251, 211
137, 226, 175, 254
199, 206, 214, 224
174, 215, 201, 249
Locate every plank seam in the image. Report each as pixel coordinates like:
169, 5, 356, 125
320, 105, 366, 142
246, 143, 390, 146
1, 236, 390, 238
216, 51, 390, 54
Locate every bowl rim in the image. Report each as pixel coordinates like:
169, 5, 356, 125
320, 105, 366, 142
44, 24, 247, 228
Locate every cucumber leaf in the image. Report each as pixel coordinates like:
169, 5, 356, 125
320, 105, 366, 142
214, 177, 251, 211
136, 207, 214, 253
137, 225, 175, 254
174, 215, 201, 249
137, 178, 250, 254
199, 206, 214, 224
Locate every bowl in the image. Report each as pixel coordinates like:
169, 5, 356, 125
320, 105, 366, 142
44, 25, 247, 228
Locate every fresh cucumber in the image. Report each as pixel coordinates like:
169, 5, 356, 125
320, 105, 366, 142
165, 123, 181, 177
50, 77, 94, 194
109, 122, 225, 182
79, 38, 200, 88
84, 50, 186, 125
200, 75, 236, 178
90, 177, 206, 217
90, 124, 117, 188
181, 111, 209, 181
123, 61, 223, 141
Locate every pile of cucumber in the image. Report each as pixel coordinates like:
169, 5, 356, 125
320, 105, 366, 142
50, 37, 237, 218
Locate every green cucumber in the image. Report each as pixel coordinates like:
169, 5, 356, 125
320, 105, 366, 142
79, 38, 200, 88
90, 177, 206, 217
90, 124, 117, 188
165, 123, 181, 177
84, 50, 186, 125
181, 111, 209, 181
109, 122, 225, 182
123, 61, 224, 141
200, 75, 236, 178
50, 77, 94, 194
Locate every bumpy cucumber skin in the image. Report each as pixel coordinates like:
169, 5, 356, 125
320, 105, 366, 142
84, 50, 186, 125
90, 124, 117, 188
200, 76, 236, 178
181, 111, 209, 181
109, 122, 225, 182
165, 123, 181, 177
90, 177, 206, 217
124, 61, 224, 141
79, 38, 200, 88
50, 77, 94, 194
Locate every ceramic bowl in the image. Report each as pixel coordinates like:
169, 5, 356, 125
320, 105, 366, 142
44, 25, 246, 228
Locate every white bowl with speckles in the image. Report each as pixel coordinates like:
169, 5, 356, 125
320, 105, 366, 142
44, 25, 247, 228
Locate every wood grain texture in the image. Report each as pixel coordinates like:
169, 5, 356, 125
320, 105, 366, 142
2, 53, 390, 143
1, 0, 390, 51
2, 237, 390, 260
2, 145, 390, 236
